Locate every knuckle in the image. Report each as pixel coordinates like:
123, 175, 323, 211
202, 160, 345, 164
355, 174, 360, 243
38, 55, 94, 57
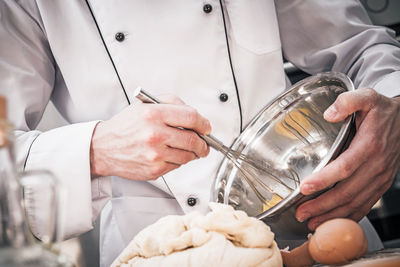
143, 107, 161, 121
146, 149, 163, 163
146, 130, 164, 146
373, 138, 384, 153
182, 152, 196, 164
185, 107, 199, 125
336, 93, 349, 107
148, 167, 159, 178
367, 137, 383, 156
364, 88, 379, 104
367, 141, 379, 155
364, 87, 376, 96
339, 190, 354, 204
347, 200, 361, 211
188, 131, 198, 146
201, 141, 209, 156
314, 179, 329, 192
362, 131, 380, 155
147, 151, 160, 163
186, 132, 200, 149
338, 160, 353, 177
375, 161, 387, 175
305, 200, 321, 215
149, 163, 167, 177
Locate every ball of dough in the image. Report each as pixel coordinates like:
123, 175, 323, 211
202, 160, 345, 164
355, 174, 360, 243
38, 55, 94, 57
111, 203, 282, 267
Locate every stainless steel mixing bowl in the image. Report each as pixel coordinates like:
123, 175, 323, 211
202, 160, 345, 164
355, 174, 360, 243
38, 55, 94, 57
212, 72, 355, 240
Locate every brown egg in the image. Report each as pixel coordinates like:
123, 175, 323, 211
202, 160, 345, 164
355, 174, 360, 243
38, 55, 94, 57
309, 218, 368, 265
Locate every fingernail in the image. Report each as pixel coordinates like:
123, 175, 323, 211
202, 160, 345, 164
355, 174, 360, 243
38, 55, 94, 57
324, 105, 337, 120
301, 183, 315, 195
297, 212, 311, 223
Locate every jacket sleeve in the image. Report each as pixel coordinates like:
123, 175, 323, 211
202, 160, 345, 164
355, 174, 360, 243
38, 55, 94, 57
275, 0, 400, 97
0, 0, 111, 239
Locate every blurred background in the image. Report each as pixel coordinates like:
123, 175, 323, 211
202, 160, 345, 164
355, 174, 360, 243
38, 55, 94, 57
37, 1, 400, 266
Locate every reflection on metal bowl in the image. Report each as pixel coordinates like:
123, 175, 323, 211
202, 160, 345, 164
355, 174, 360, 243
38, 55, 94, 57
212, 72, 355, 240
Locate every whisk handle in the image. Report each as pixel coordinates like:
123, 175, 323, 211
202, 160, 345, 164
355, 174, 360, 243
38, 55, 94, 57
199, 134, 226, 152
133, 87, 226, 152
134, 86, 161, 104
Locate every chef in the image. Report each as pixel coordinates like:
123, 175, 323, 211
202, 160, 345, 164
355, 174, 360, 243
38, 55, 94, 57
1, 0, 400, 266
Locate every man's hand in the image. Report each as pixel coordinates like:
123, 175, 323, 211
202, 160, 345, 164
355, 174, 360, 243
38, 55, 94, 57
296, 88, 400, 230
89, 95, 211, 180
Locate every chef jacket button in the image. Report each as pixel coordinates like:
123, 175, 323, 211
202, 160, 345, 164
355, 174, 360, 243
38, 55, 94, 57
203, 4, 212, 13
187, 197, 197, 206
219, 93, 228, 102
115, 32, 125, 42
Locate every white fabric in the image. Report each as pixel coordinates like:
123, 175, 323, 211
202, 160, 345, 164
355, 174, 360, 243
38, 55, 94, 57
1, 0, 399, 266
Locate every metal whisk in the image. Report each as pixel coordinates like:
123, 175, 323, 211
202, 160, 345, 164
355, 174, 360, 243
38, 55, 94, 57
133, 87, 299, 207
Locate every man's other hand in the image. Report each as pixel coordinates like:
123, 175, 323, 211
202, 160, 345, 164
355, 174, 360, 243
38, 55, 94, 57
296, 88, 400, 230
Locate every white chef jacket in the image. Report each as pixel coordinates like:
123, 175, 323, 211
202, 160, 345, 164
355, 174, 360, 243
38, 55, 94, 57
1, 0, 400, 266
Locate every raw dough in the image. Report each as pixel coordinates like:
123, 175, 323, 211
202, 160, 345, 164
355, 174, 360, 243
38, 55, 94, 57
111, 203, 282, 267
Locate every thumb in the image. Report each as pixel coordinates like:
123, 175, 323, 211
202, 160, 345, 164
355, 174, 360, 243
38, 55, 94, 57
323, 88, 379, 122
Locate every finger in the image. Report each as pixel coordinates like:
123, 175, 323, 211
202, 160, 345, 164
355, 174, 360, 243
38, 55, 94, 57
163, 146, 198, 165
164, 127, 210, 158
349, 179, 392, 222
306, 205, 353, 231
160, 104, 212, 135
305, 171, 390, 230
296, 164, 369, 222
297, 163, 384, 223
300, 130, 372, 195
306, 180, 387, 231
324, 88, 379, 122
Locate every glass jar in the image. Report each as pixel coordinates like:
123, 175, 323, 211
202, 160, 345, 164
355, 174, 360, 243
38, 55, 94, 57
0, 95, 72, 266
